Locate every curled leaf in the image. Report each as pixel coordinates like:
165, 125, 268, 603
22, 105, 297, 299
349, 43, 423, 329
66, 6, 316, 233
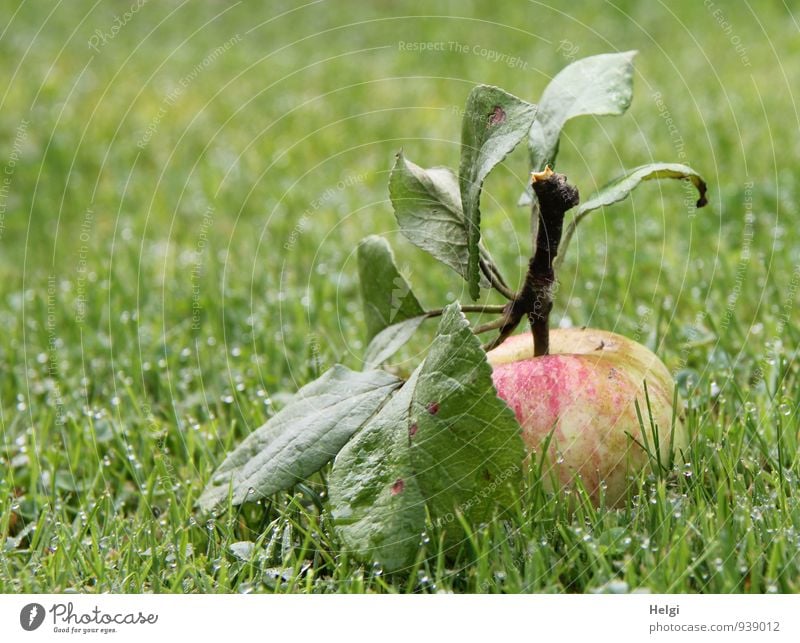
556, 162, 709, 267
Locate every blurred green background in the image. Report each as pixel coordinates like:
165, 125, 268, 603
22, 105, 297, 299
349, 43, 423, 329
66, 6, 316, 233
1, 1, 798, 592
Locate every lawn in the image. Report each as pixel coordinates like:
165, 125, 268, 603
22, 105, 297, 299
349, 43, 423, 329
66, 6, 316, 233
1, 0, 798, 593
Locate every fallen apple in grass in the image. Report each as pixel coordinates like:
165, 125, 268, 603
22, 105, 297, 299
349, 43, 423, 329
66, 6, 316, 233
487, 327, 686, 507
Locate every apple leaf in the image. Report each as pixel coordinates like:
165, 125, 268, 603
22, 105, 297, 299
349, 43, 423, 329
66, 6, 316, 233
388, 153, 491, 289
410, 302, 525, 528
328, 369, 427, 573
530, 51, 636, 171
357, 235, 424, 341
198, 365, 402, 510
362, 315, 427, 370
460, 86, 537, 299
330, 303, 525, 570
520, 51, 636, 206
556, 162, 709, 268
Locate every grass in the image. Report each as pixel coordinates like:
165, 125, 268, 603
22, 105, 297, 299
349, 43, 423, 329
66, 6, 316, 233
1, 0, 798, 593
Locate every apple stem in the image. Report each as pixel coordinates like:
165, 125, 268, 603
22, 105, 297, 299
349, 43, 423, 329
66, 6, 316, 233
483, 168, 579, 355
525, 168, 579, 355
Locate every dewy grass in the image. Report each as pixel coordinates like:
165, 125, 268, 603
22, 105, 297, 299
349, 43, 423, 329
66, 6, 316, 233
1, 1, 799, 593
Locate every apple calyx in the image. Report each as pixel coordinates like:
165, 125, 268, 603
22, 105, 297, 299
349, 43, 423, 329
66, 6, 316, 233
485, 167, 579, 354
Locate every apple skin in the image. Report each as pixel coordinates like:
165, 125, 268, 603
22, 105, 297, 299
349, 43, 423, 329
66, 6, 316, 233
487, 327, 686, 507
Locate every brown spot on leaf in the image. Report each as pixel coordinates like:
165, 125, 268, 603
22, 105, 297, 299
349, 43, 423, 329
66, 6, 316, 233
408, 422, 418, 438
391, 478, 405, 495
488, 105, 506, 125
427, 401, 439, 415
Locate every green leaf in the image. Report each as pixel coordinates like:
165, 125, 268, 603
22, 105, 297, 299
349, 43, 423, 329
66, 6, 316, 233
198, 365, 402, 510
530, 51, 636, 172
556, 162, 708, 268
357, 235, 424, 341
330, 303, 524, 570
389, 153, 492, 289
577, 163, 708, 213
329, 369, 427, 573
410, 303, 525, 527
460, 86, 537, 299
363, 315, 426, 370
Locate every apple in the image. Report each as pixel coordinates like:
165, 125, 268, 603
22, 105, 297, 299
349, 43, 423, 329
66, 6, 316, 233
487, 327, 686, 507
